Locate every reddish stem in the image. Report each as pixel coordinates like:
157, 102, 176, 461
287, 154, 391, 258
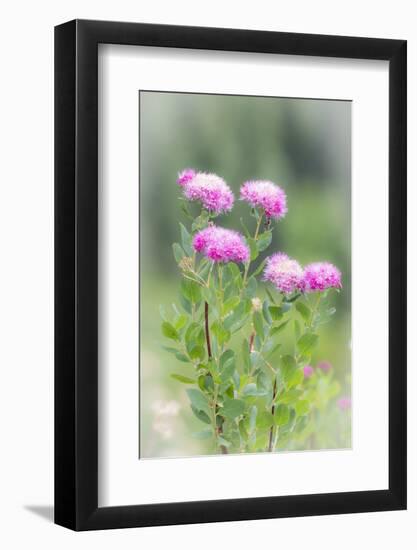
268, 378, 278, 452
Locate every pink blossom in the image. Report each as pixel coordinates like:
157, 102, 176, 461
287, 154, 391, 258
177, 168, 196, 187
193, 226, 249, 264
337, 396, 351, 411
263, 252, 304, 294
303, 262, 342, 292
179, 170, 234, 214
240, 180, 287, 219
303, 365, 314, 378
317, 361, 332, 373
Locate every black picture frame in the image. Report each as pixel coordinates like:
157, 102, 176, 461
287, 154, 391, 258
55, 19, 407, 531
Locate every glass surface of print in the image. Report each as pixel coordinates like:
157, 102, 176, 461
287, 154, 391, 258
140, 92, 351, 458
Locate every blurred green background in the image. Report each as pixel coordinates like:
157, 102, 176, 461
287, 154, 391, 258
139, 91, 351, 458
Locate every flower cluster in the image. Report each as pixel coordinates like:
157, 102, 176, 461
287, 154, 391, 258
263, 254, 342, 295
162, 167, 349, 455
263, 253, 304, 294
177, 169, 234, 214
303, 262, 342, 292
193, 226, 249, 264
337, 396, 351, 411
240, 180, 287, 220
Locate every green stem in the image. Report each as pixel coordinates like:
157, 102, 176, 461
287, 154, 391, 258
241, 213, 263, 291
308, 292, 322, 329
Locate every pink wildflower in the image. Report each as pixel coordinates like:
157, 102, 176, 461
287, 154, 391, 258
303, 365, 314, 378
240, 180, 287, 220
179, 170, 234, 214
263, 252, 304, 294
177, 168, 196, 187
193, 226, 249, 264
303, 262, 342, 292
317, 361, 332, 373
337, 396, 351, 411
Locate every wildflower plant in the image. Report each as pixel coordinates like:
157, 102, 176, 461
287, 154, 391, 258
160, 170, 346, 454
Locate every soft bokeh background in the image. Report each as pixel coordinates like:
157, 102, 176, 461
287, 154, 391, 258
139, 91, 351, 458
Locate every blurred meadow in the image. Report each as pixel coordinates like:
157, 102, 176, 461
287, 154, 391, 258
139, 91, 351, 458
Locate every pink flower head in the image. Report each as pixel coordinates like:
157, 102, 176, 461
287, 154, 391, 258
193, 226, 249, 264
240, 180, 287, 220
263, 252, 304, 294
180, 171, 234, 214
303, 262, 342, 292
177, 168, 196, 187
317, 361, 332, 373
303, 365, 314, 378
337, 396, 351, 411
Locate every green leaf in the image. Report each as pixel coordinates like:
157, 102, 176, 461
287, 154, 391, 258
269, 320, 289, 336
192, 210, 209, 231
295, 301, 311, 322
184, 322, 200, 350
170, 373, 195, 384
190, 405, 211, 425
211, 321, 231, 346
265, 287, 277, 304
192, 428, 213, 440
162, 345, 179, 355
278, 389, 303, 404
186, 388, 211, 416
294, 319, 301, 340
244, 276, 258, 299
181, 279, 202, 304
161, 321, 180, 341
175, 352, 190, 363
248, 238, 259, 261
295, 399, 310, 417
297, 333, 319, 355
253, 311, 264, 342
174, 314, 187, 331
287, 368, 304, 389
250, 258, 267, 278
281, 355, 296, 383
256, 230, 272, 252
224, 299, 251, 331
266, 342, 282, 358
222, 398, 246, 420
249, 405, 257, 433
250, 351, 263, 369
241, 339, 251, 373
262, 300, 272, 324
256, 411, 274, 429
222, 296, 240, 316
240, 217, 251, 238
202, 286, 217, 309
179, 223, 193, 255
159, 304, 167, 321
179, 293, 192, 314
198, 374, 214, 393
284, 293, 301, 303
172, 243, 185, 263
269, 306, 283, 321
189, 345, 205, 362
275, 404, 290, 426
242, 383, 267, 397
219, 349, 235, 370
220, 356, 235, 383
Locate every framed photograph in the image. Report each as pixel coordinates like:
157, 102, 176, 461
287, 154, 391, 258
55, 19, 406, 530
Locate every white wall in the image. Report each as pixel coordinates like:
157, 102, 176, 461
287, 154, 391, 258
0, 1, 415, 548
